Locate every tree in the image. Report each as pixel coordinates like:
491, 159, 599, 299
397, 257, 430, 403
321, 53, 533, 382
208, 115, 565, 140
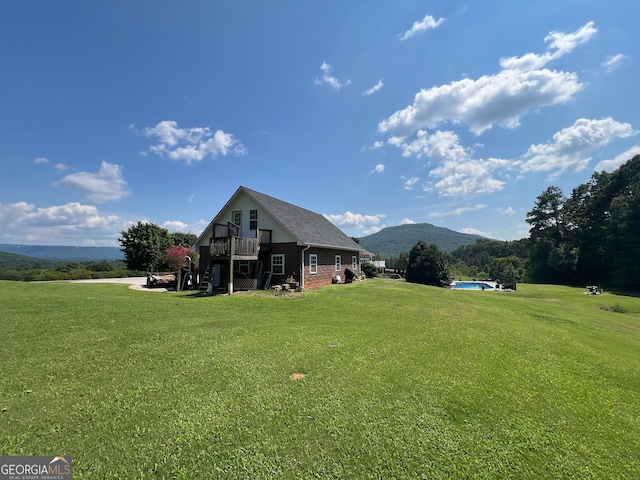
405, 241, 450, 287
524, 154, 640, 289
526, 186, 565, 241
563, 179, 608, 283
119, 221, 173, 272
526, 186, 577, 283
166, 245, 199, 291
603, 155, 640, 289
171, 232, 197, 248
395, 251, 409, 276
489, 256, 525, 289
361, 262, 378, 278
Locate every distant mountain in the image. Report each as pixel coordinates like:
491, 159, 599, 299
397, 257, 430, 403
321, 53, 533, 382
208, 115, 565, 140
0, 250, 64, 271
358, 223, 485, 258
0, 243, 123, 260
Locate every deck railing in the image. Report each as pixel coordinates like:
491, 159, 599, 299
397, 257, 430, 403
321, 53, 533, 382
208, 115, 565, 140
210, 223, 272, 258
210, 236, 257, 257
213, 222, 240, 238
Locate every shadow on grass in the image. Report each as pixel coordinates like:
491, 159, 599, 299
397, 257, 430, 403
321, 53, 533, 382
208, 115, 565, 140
176, 288, 303, 300
606, 289, 640, 299
566, 282, 640, 299
178, 289, 228, 299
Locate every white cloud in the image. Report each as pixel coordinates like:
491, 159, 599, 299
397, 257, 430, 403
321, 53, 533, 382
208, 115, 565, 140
400, 218, 416, 225
58, 161, 130, 203
380, 22, 595, 136
144, 120, 207, 146
0, 201, 34, 225
459, 227, 490, 237
142, 120, 246, 164
315, 62, 351, 90
498, 206, 516, 215
402, 176, 419, 190
33, 157, 49, 164
430, 158, 508, 197
379, 70, 583, 136
520, 118, 636, 177
192, 219, 208, 232
0, 201, 124, 245
324, 211, 385, 229
399, 14, 444, 41
429, 204, 487, 218
602, 53, 627, 72
54, 163, 69, 171
18, 202, 119, 228
499, 21, 596, 71
545, 21, 597, 56
372, 164, 385, 173
594, 145, 640, 172
362, 225, 384, 236
390, 130, 509, 197
162, 220, 188, 231
363, 78, 384, 96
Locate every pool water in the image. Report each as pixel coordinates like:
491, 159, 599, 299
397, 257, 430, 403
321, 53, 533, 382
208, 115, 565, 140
452, 281, 494, 290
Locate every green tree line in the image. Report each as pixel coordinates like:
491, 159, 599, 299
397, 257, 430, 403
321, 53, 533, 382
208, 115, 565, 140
0, 224, 198, 282
526, 154, 640, 290
0, 258, 137, 282
384, 155, 639, 291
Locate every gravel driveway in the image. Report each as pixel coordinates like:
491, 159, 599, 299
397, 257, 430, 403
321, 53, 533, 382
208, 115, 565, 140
67, 277, 170, 292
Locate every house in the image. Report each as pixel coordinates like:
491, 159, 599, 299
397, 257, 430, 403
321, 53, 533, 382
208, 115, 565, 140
371, 260, 386, 273
194, 186, 362, 293
360, 251, 385, 273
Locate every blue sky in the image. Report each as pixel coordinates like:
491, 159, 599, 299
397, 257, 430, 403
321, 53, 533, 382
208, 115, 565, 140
1, 1, 638, 246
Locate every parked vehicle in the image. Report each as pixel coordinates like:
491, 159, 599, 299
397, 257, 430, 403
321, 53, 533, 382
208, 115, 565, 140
146, 272, 176, 288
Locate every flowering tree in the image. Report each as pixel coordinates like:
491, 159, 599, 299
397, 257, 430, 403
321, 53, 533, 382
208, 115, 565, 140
166, 245, 198, 291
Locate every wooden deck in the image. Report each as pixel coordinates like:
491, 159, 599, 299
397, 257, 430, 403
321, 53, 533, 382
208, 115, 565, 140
211, 236, 259, 260
209, 223, 272, 261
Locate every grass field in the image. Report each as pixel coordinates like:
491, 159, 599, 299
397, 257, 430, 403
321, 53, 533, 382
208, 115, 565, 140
1, 279, 639, 479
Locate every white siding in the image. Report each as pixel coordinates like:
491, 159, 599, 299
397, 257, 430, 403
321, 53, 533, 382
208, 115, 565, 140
196, 191, 297, 246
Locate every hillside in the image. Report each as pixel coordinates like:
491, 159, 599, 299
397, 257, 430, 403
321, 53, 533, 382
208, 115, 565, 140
358, 223, 484, 258
0, 250, 64, 271
0, 243, 123, 260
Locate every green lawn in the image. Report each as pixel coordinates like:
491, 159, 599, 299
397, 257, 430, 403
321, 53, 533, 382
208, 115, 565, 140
1, 279, 639, 479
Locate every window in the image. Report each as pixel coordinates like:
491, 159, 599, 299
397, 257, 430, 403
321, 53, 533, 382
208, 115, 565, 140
250, 209, 258, 230
236, 261, 250, 275
271, 254, 285, 275
335, 255, 342, 272
352, 255, 358, 270
309, 254, 318, 274
232, 211, 242, 228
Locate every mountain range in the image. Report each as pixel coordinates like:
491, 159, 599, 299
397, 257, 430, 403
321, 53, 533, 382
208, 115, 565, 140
0, 243, 123, 260
357, 223, 484, 259
0, 222, 482, 263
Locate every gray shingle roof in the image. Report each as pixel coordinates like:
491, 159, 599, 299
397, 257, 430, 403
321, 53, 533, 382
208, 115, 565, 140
242, 187, 361, 251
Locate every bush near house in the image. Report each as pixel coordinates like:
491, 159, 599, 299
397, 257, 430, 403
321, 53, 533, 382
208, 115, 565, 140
361, 262, 378, 278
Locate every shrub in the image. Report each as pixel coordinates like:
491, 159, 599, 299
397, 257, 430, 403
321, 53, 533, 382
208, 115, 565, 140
361, 262, 378, 278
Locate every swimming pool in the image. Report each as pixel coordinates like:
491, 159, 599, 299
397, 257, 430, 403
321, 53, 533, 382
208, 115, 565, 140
451, 281, 494, 290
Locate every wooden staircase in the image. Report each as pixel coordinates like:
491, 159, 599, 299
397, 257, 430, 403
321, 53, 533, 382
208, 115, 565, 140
199, 263, 213, 291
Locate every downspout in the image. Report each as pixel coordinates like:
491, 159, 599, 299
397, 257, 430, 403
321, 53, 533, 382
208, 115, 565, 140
301, 245, 310, 289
